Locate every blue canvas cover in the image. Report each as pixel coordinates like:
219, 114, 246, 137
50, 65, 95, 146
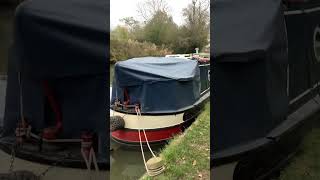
111, 57, 201, 113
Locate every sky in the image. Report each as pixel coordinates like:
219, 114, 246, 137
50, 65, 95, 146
110, 0, 192, 30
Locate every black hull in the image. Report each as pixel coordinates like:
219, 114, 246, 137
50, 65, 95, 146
212, 94, 320, 179
0, 135, 110, 170
212, 2, 320, 179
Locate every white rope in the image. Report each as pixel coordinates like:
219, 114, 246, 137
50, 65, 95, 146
91, 149, 99, 171
138, 128, 150, 175
136, 108, 156, 158
136, 106, 157, 176
81, 141, 99, 171
81, 148, 91, 170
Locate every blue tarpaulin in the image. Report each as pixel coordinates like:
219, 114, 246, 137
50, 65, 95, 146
111, 57, 201, 113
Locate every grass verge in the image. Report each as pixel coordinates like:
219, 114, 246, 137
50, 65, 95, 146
140, 103, 210, 180
277, 127, 320, 180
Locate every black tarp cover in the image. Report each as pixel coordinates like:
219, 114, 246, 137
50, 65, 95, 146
111, 57, 201, 113
13, 0, 107, 78
213, 0, 287, 62
3, 0, 108, 138
212, 0, 289, 151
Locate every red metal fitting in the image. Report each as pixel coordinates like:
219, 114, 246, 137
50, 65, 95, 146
81, 131, 94, 157
42, 127, 59, 140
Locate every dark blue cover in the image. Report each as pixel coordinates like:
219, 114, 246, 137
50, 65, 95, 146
12, 0, 108, 78
3, 0, 108, 138
111, 57, 201, 113
212, 0, 288, 152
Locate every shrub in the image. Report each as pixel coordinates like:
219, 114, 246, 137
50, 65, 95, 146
110, 38, 172, 64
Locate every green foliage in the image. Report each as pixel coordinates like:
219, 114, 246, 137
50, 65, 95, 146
110, 0, 210, 62
110, 38, 172, 64
119, 17, 145, 41
110, 26, 130, 41
180, 0, 210, 53
143, 11, 178, 47
120, 17, 140, 30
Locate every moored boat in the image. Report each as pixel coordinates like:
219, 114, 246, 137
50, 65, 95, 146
212, 0, 320, 179
0, 0, 109, 173
110, 56, 210, 145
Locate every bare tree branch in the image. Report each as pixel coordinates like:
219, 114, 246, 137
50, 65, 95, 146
137, 0, 170, 22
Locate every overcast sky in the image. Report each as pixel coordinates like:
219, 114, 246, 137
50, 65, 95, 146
110, 0, 192, 29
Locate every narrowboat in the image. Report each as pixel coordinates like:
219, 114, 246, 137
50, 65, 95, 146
110, 56, 210, 145
212, 0, 320, 179
0, 0, 109, 175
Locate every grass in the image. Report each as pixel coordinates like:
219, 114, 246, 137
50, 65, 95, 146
277, 127, 320, 180
140, 103, 210, 180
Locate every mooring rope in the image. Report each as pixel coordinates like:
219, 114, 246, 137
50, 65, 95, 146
138, 128, 150, 175
136, 107, 156, 158
80, 134, 99, 172
136, 106, 150, 175
135, 105, 159, 176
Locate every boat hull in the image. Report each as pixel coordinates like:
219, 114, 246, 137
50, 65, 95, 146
110, 111, 195, 145
111, 125, 183, 145
212, 94, 320, 179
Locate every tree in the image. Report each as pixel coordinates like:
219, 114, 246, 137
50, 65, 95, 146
110, 26, 130, 41
120, 17, 140, 31
180, 0, 210, 52
143, 10, 178, 48
137, 0, 170, 21
120, 17, 144, 41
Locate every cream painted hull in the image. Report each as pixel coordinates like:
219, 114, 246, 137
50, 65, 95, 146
110, 110, 184, 130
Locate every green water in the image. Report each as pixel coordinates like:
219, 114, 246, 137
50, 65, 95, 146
110, 64, 114, 85
110, 140, 163, 180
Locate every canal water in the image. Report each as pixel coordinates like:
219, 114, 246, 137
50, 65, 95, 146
110, 140, 163, 180
110, 64, 114, 85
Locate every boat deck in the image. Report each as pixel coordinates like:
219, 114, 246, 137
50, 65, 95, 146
0, 150, 108, 179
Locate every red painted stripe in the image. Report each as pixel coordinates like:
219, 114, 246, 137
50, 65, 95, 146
43, 81, 62, 130
111, 126, 182, 143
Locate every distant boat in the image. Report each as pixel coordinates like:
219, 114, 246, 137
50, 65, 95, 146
110, 57, 210, 145
165, 54, 192, 59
